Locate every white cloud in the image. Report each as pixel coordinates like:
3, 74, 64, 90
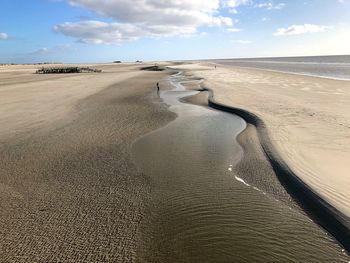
54, 21, 144, 44
256, 2, 285, 10
68, 0, 232, 26
0, 32, 9, 40
222, 0, 251, 12
273, 24, 329, 36
227, 27, 242, 32
222, 0, 251, 7
231, 39, 252, 44
55, 0, 246, 44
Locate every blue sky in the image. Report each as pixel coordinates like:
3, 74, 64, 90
0, 0, 350, 63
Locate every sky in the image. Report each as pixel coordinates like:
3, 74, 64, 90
0, 0, 350, 63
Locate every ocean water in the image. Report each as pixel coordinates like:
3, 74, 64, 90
211, 55, 350, 80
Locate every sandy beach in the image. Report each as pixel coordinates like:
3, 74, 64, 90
2, 0, 350, 261
0, 62, 349, 261
0, 63, 175, 262
174, 62, 350, 218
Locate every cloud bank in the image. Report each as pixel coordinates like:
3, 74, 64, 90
256, 2, 285, 10
222, 0, 251, 13
274, 24, 329, 36
231, 39, 252, 44
55, 0, 244, 44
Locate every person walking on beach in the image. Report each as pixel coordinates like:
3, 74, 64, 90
157, 82, 160, 93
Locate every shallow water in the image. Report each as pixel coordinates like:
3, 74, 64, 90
210, 55, 350, 80
133, 73, 349, 262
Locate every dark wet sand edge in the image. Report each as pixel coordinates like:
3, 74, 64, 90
153, 68, 349, 253
195, 86, 350, 253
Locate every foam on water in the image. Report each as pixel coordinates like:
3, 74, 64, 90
234, 175, 251, 187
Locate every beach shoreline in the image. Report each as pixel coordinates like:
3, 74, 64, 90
171, 63, 350, 216
210, 63, 350, 82
133, 71, 349, 261
175, 67, 350, 253
171, 63, 350, 253
204, 86, 350, 253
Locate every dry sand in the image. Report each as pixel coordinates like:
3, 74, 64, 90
0, 64, 144, 140
172, 62, 350, 218
0, 64, 175, 262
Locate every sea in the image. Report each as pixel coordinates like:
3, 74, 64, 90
210, 55, 350, 81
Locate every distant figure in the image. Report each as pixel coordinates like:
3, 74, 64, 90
215, 65, 217, 69
157, 82, 160, 93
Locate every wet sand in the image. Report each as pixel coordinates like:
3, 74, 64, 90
0, 64, 175, 262
170, 63, 350, 218
173, 63, 350, 253
132, 73, 349, 262
170, 63, 350, 254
